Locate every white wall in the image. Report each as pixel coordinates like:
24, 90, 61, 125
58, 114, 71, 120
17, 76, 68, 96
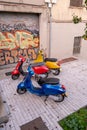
80, 39, 87, 59
50, 22, 87, 59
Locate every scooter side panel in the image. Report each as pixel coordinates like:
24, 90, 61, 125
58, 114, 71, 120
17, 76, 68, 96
33, 66, 49, 74
11, 69, 20, 75
45, 62, 60, 69
42, 84, 66, 95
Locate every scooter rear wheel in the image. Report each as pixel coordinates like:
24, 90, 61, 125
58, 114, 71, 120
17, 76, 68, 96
52, 69, 60, 75
12, 74, 20, 80
54, 94, 64, 102
17, 88, 26, 94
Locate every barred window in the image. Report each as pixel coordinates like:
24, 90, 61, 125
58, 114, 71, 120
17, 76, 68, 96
70, 0, 83, 7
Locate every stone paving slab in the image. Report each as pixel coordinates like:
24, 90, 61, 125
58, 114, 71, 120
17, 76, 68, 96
0, 94, 9, 124
0, 59, 87, 130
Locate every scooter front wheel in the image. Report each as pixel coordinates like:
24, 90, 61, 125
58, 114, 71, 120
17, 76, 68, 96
11, 74, 20, 80
53, 94, 64, 102
52, 69, 60, 75
17, 88, 26, 94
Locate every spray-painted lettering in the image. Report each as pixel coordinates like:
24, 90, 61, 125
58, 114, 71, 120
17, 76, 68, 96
0, 23, 39, 66
0, 48, 37, 66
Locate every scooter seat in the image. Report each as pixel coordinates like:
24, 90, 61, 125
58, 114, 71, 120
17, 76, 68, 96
44, 58, 57, 62
30, 62, 45, 67
38, 78, 60, 85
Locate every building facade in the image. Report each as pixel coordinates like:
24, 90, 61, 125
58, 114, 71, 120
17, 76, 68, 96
0, 0, 87, 67
51, 0, 87, 60
0, 0, 49, 66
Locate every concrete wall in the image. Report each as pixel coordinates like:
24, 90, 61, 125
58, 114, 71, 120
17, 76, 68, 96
51, 22, 87, 60
48, 0, 87, 60
0, 0, 45, 5
52, 0, 87, 21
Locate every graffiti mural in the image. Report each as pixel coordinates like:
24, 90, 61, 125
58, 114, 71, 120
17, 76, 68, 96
0, 30, 39, 50
0, 14, 40, 66
0, 48, 38, 66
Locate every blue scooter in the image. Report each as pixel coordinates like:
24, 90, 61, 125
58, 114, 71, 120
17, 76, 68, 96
17, 65, 67, 102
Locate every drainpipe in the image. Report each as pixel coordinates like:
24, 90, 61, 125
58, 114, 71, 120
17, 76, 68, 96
45, 0, 57, 57
49, 3, 52, 57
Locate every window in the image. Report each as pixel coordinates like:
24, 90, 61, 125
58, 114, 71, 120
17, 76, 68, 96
70, 0, 83, 7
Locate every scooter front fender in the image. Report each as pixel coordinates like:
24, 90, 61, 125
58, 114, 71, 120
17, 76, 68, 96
17, 82, 25, 89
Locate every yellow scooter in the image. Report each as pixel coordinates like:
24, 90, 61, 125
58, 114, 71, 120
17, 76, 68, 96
34, 50, 61, 75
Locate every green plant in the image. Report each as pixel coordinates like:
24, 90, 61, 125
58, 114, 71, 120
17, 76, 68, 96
84, 0, 87, 9
82, 23, 87, 40
72, 14, 82, 24
85, 0, 87, 5
59, 107, 87, 130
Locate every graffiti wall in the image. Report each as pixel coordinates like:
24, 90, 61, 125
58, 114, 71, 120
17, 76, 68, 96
0, 13, 39, 66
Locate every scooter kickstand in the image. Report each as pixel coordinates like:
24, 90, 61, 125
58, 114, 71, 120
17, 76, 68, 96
44, 96, 48, 105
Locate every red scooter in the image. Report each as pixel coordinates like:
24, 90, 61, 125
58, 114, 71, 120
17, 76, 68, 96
11, 55, 49, 80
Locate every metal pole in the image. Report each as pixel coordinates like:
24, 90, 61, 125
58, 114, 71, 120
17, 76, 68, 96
49, 6, 52, 57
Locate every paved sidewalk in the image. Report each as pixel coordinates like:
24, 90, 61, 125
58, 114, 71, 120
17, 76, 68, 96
0, 59, 87, 130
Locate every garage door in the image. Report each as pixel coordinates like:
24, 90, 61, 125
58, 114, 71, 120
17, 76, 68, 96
0, 12, 39, 66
